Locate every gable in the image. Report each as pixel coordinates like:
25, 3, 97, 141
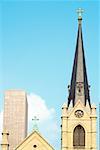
15, 131, 54, 150
67, 100, 91, 119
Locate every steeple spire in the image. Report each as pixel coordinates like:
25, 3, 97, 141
68, 9, 91, 107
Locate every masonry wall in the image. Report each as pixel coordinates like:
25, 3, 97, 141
61, 101, 97, 150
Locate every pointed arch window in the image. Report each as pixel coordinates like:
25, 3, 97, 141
73, 125, 85, 149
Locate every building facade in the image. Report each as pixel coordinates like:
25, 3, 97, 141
61, 11, 97, 150
15, 131, 54, 150
3, 90, 28, 150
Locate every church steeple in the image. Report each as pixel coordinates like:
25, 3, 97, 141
68, 8, 91, 107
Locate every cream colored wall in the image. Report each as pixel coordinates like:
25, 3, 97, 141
16, 137, 53, 150
61, 101, 97, 150
1, 129, 9, 150
1, 145, 9, 150
15, 132, 54, 150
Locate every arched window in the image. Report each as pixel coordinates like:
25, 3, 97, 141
73, 125, 85, 149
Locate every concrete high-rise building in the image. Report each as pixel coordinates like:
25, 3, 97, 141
3, 90, 28, 150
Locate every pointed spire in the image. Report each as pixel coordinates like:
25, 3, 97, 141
68, 9, 91, 108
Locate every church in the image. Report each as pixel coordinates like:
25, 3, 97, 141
1, 9, 97, 150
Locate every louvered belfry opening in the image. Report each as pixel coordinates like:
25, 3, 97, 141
73, 125, 85, 149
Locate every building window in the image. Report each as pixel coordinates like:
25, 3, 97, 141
73, 125, 85, 149
33, 145, 37, 148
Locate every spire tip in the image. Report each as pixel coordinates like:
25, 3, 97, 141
76, 8, 84, 24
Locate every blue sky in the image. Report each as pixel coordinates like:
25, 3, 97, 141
0, 0, 100, 149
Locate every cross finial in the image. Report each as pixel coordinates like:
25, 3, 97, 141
76, 8, 84, 20
32, 116, 39, 132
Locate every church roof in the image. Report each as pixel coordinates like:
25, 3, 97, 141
68, 15, 91, 108
15, 130, 54, 150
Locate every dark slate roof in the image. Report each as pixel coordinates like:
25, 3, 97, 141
68, 18, 91, 107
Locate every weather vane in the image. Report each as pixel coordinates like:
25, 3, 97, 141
32, 116, 39, 132
76, 8, 84, 19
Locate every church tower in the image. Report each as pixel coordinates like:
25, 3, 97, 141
61, 9, 97, 150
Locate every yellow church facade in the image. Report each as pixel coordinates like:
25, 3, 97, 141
15, 131, 54, 150
61, 100, 96, 150
1, 130, 54, 150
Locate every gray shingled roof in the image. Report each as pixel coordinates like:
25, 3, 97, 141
68, 18, 91, 108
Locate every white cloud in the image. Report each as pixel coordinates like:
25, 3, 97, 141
0, 111, 3, 144
27, 93, 55, 122
27, 93, 59, 148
